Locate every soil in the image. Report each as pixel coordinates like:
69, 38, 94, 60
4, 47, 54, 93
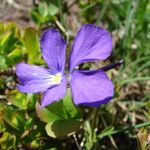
0, 0, 35, 27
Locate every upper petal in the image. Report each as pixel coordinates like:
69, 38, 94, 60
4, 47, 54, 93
41, 77, 67, 107
69, 24, 112, 72
40, 29, 66, 73
70, 69, 114, 107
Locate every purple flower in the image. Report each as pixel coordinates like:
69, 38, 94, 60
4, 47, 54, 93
16, 24, 114, 107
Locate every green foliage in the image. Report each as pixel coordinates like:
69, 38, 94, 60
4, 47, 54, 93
45, 120, 82, 138
84, 121, 97, 150
0, 22, 20, 69
31, 1, 59, 26
22, 28, 40, 63
8, 91, 37, 109
36, 89, 83, 138
0, 132, 16, 150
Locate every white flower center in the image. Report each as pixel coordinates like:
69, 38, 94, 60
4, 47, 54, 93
51, 73, 62, 85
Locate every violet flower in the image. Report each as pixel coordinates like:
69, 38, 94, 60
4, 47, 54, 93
16, 24, 114, 107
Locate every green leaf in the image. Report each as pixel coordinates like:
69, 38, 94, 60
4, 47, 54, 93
35, 102, 61, 123
0, 55, 8, 69
47, 100, 68, 119
0, 22, 4, 33
30, 140, 40, 149
45, 119, 82, 138
0, 31, 11, 46
3, 108, 25, 132
23, 28, 39, 62
38, 2, 48, 17
84, 121, 97, 150
3, 22, 17, 33
0, 103, 26, 132
8, 48, 23, 62
0, 132, 16, 150
1, 30, 18, 54
31, 10, 46, 25
98, 126, 115, 139
7, 90, 28, 109
26, 94, 38, 109
0, 121, 5, 132
48, 3, 59, 16
0, 103, 6, 132
63, 89, 83, 119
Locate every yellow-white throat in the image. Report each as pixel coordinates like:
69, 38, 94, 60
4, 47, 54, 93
51, 73, 62, 85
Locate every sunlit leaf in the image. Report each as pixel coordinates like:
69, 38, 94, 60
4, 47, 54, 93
7, 90, 28, 109
48, 3, 59, 16
23, 28, 39, 62
0, 31, 11, 46
45, 119, 82, 138
38, 2, 48, 17
8, 48, 23, 63
30, 140, 40, 149
35, 102, 61, 123
0, 55, 8, 69
1, 105, 26, 132
0, 132, 16, 150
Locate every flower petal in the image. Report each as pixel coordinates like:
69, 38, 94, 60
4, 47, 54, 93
17, 79, 57, 93
16, 62, 52, 84
40, 29, 66, 73
16, 63, 64, 93
70, 69, 114, 107
41, 77, 67, 107
69, 24, 112, 72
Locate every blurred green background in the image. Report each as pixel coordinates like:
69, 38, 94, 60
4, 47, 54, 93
0, 0, 150, 149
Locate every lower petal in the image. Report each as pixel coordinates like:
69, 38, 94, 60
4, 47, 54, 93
70, 69, 114, 107
17, 79, 57, 93
16, 63, 52, 84
41, 77, 67, 107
